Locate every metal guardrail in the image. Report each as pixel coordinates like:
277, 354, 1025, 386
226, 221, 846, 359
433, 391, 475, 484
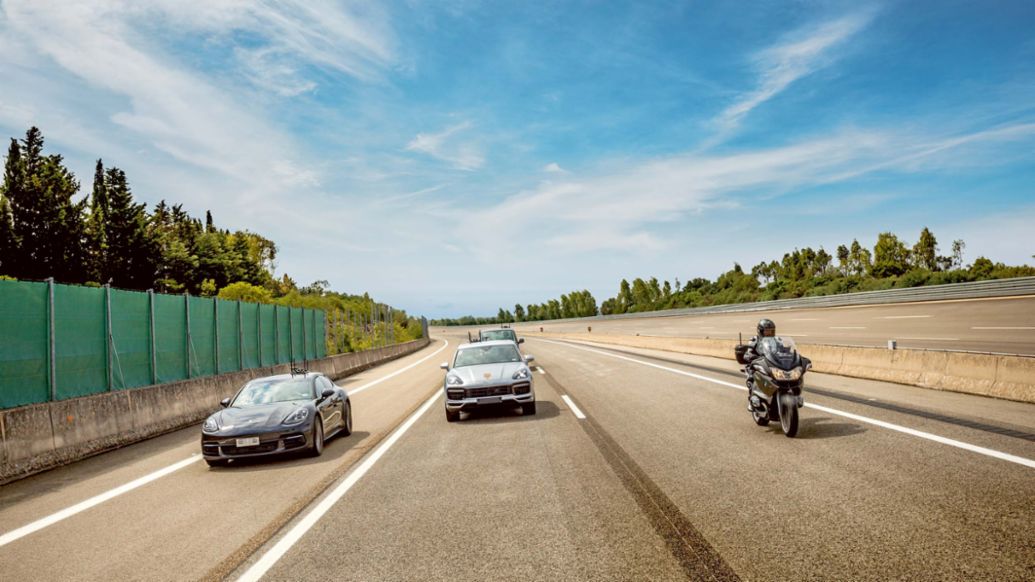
527, 276, 1035, 324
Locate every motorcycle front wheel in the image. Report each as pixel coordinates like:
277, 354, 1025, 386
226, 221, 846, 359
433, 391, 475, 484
778, 393, 799, 438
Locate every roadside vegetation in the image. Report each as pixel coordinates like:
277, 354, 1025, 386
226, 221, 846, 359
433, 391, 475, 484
433, 229, 1035, 326
0, 127, 422, 350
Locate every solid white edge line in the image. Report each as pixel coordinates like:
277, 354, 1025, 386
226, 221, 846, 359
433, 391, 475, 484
0, 455, 202, 548
236, 390, 443, 582
561, 395, 586, 420
347, 339, 449, 396
535, 338, 1035, 470
0, 339, 450, 549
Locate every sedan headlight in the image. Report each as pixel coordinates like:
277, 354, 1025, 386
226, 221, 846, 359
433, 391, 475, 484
512, 368, 530, 380
283, 407, 310, 425
446, 375, 464, 386
772, 367, 803, 381
203, 417, 219, 433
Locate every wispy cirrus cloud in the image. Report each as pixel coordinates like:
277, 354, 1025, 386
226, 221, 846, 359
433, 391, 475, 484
714, 11, 876, 138
405, 121, 485, 170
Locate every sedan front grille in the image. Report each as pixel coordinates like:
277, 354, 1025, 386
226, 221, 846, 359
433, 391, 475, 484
220, 442, 279, 455
465, 385, 512, 398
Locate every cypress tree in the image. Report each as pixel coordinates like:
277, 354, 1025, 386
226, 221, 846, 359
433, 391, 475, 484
103, 167, 154, 287
86, 159, 109, 281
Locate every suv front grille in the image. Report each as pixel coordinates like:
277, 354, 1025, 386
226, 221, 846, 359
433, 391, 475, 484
466, 385, 512, 398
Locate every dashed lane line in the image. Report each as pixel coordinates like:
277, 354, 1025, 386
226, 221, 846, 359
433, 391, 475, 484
561, 395, 586, 419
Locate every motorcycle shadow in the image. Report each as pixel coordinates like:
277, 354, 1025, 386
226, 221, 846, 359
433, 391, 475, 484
783, 416, 867, 440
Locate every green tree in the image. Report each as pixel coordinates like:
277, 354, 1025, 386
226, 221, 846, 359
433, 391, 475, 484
514, 304, 525, 321
836, 244, 850, 275
912, 227, 938, 271
871, 232, 911, 278
102, 167, 155, 287
218, 281, 273, 303
0, 194, 15, 274
951, 239, 966, 269
85, 159, 108, 281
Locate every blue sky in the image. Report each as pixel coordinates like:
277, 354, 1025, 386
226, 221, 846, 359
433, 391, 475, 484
1, 1, 1033, 317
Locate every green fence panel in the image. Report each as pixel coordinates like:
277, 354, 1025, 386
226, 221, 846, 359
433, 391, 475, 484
275, 306, 290, 364
54, 285, 107, 400
217, 299, 240, 373
289, 307, 304, 363
154, 294, 187, 383
0, 280, 49, 407
316, 311, 327, 358
188, 297, 216, 377
110, 289, 152, 389
240, 302, 260, 370
259, 304, 276, 366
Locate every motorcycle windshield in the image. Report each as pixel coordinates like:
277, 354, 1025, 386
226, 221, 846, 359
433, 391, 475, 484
759, 337, 798, 367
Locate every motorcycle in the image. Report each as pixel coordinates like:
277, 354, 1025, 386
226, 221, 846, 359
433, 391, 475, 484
735, 335, 811, 438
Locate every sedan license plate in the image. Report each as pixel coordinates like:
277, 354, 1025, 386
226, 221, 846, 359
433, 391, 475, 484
479, 396, 502, 404
235, 437, 260, 447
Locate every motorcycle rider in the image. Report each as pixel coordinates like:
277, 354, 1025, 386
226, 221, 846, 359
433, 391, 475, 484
743, 318, 776, 410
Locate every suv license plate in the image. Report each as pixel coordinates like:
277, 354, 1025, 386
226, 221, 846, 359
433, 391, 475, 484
479, 396, 502, 404
236, 437, 260, 447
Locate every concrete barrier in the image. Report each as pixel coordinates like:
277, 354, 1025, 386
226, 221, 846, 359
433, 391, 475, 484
0, 338, 430, 484
525, 332, 1035, 404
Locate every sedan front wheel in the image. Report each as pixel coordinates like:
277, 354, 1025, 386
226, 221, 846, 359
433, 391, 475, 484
309, 420, 325, 457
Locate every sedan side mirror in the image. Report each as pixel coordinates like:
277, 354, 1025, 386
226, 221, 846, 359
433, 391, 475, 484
440, 362, 450, 370
524, 355, 535, 363
321, 388, 335, 399
220, 397, 231, 408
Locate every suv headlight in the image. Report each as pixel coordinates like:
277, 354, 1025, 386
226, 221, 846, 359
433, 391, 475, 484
512, 368, 530, 380
772, 367, 803, 381
446, 375, 464, 386
283, 407, 310, 425
203, 417, 219, 433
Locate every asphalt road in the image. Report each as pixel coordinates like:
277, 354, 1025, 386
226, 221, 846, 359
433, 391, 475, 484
507, 295, 1035, 355
2, 330, 1034, 581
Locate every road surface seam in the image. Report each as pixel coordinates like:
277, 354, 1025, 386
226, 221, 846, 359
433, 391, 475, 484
550, 339, 1035, 443
540, 373, 740, 582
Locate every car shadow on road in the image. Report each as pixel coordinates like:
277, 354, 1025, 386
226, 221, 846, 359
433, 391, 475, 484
792, 417, 867, 439
456, 400, 561, 425
208, 430, 373, 471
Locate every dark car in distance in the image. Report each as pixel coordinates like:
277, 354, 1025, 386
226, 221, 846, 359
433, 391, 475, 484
201, 371, 352, 466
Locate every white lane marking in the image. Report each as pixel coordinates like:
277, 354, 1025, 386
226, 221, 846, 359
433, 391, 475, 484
971, 326, 1035, 330
561, 395, 586, 420
896, 337, 960, 341
537, 367, 547, 375
0, 455, 202, 548
879, 315, 932, 319
830, 326, 866, 329
537, 339, 1035, 470
236, 391, 442, 582
788, 318, 820, 321
347, 340, 450, 396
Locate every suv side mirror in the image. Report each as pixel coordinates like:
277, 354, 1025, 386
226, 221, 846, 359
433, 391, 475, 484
440, 362, 449, 370
220, 397, 231, 408
524, 354, 535, 363
518, 338, 525, 344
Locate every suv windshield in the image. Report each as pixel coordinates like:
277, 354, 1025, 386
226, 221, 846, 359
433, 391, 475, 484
233, 378, 315, 406
480, 329, 517, 342
454, 344, 522, 367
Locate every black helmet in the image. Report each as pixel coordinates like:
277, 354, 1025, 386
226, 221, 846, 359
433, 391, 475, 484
757, 318, 776, 337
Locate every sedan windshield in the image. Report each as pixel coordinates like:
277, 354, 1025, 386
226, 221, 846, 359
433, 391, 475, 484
454, 345, 522, 367
480, 330, 517, 342
233, 378, 314, 406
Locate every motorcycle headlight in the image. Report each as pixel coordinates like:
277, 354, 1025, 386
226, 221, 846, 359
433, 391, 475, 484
773, 367, 803, 381
203, 417, 219, 433
283, 407, 310, 425
512, 368, 530, 380
446, 375, 464, 386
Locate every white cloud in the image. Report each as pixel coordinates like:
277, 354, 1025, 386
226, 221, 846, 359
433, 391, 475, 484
714, 11, 875, 137
405, 121, 485, 170
543, 162, 566, 174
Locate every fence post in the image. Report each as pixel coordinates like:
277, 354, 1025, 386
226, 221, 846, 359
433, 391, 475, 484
257, 303, 263, 367
302, 308, 307, 361
47, 277, 56, 401
237, 300, 243, 370
288, 307, 294, 363
274, 305, 280, 364
148, 289, 157, 385
105, 284, 113, 391
185, 292, 192, 379
214, 299, 219, 375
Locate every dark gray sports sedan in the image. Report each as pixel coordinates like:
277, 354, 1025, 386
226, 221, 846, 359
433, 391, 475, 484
200, 372, 352, 466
